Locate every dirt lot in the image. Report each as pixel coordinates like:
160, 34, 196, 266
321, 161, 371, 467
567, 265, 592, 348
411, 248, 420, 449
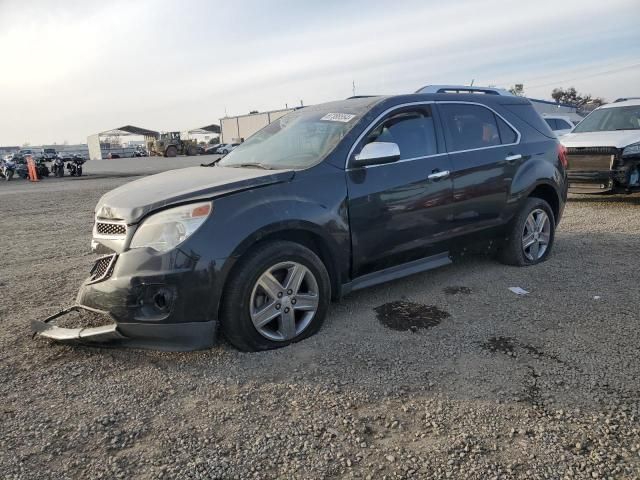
1, 164, 639, 479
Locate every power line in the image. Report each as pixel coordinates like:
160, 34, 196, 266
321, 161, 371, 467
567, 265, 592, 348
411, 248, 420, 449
526, 62, 640, 89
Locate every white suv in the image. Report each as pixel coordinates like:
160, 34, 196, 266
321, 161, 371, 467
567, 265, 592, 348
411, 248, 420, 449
561, 99, 640, 193
542, 115, 576, 137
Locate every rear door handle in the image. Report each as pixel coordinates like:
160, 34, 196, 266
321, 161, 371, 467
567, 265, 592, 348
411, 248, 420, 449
427, 170, 450, 181
505, 154, 523, 164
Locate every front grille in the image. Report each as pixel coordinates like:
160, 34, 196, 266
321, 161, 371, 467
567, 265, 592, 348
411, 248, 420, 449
566, 154, 615, 172
88, 254, 116, 283
96, 222, 126, 236
566, 146, 618, 156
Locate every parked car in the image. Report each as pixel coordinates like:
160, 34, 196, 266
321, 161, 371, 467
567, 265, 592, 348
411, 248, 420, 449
17, 148, 36, 159
561, 98, 640, 193
205, 144, 221, 155
41, 148, 58, 161
133, 146, 148, 157
33, 91, 567, 352
542, 115, 576, 137
107, 153, 121, 159
216, 143, 240, 154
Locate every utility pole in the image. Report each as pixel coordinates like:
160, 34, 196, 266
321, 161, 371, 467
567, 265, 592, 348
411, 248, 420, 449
352, 80, 356, 97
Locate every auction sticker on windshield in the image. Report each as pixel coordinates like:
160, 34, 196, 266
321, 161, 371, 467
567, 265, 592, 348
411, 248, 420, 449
320, 113, 356, 122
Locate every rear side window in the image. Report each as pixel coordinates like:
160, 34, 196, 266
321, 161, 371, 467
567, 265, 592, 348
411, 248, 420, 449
503, 104, 555, 138
545, 118, 558, 130
439, 103, 513, 151
556, 119, 572, 129
497, 116, 518, 143
361, 107, 438, 159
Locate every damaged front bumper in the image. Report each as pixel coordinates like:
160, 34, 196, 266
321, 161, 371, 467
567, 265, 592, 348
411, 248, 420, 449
32, 305, 217, 351
32, 236, 228, 351
566, 147, 640, 194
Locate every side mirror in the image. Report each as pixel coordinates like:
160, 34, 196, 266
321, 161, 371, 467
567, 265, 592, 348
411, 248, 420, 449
352, 142, 400, 168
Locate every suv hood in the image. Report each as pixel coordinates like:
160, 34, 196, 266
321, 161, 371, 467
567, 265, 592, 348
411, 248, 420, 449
561, 130, 640, 149
96, 166, 294, 224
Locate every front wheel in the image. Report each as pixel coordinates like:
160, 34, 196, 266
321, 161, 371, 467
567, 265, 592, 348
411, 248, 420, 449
498, 197, 555, 266
165, 146, 177, 157
220, 241, 331, 351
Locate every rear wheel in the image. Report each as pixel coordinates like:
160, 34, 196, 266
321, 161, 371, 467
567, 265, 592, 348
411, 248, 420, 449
220, 241, 331, 351
165, 146, 177, 157
498, 197, 555, 266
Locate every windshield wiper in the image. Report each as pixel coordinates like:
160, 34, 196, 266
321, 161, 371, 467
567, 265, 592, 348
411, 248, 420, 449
200, 158, 222, 167
231, 163, 273, 170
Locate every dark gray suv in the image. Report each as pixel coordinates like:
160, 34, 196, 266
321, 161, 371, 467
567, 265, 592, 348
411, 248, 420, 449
34, 92, 568, 352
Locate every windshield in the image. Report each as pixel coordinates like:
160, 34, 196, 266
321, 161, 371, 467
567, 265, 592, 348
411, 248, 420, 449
573, 105, 640, 133
218, 108, 361, 169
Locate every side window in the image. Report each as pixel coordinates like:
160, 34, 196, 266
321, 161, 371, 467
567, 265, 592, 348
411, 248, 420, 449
360, 107, 437, 160
556, 119, 572, 130
544, 118, 558, 130
439, 104, 505, 151
496, 116, 518, 143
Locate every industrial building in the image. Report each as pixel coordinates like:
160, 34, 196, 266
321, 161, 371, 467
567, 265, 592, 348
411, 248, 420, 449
219, 108, 297, 144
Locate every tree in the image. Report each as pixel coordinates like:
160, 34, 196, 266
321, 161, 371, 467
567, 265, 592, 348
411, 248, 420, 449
509, 84, 525, 96
208, 137, 220, 145
551, 87, 605, 108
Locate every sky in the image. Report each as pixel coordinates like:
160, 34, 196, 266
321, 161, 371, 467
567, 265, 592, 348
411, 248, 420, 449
0, 0, 639, 146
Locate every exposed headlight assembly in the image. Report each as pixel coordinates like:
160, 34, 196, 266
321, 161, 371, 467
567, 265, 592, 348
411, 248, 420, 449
622, 142, 640, 157
130, 202, 212, 252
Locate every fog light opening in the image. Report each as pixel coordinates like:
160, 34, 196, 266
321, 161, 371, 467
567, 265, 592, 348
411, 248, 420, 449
153, 291, 170, 312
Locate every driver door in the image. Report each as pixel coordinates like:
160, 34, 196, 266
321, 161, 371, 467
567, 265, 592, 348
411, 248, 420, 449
345, 105, 454, 277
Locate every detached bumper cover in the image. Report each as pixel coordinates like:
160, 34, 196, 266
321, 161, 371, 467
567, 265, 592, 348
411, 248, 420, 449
32, 305, 217, 351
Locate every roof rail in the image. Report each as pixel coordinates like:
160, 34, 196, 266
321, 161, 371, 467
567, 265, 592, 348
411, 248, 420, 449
614, 97, 640, 103
416, 84, 513, 96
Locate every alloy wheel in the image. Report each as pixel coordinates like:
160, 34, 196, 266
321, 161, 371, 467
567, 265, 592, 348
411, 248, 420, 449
249, 261, 320, 341
522, 209, 551, 261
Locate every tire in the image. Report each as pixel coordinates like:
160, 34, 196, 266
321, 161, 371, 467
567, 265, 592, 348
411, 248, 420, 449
498, 197, 555, 266
220, 241, 331, 351
222, 149, 228, 154
165, 146, 177, 157
5, 170, 12, 181
77, 166, 82, 176
187, 145, 197, 156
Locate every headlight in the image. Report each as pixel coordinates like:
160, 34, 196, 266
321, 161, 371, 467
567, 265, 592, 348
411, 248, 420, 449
130, 202, 212, 252
623, 142, 640, 156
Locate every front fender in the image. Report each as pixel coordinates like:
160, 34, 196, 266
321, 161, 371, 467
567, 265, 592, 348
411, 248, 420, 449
199, 164, 351, 290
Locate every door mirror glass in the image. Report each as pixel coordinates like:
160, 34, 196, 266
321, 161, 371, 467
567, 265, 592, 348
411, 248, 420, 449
352, 142, 400, 167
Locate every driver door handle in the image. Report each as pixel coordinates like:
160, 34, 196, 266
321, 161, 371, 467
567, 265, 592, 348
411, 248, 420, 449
505, 154, 523, 164
428, 170, 450, 181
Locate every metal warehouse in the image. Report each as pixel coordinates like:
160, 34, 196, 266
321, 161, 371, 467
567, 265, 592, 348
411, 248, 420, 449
220, 108, 297, 143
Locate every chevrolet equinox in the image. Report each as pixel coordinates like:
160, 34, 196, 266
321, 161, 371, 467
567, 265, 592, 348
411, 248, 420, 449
33, 92, 568, 351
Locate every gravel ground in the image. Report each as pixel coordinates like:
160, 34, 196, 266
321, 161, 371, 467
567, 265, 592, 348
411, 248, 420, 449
0, 166, 639, 479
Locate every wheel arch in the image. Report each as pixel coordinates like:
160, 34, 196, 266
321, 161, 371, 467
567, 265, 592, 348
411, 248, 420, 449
527, 182, 560, 224
223, 223, 344, 304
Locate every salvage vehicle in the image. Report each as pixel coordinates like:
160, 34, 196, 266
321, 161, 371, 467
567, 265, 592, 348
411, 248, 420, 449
561, 99, 640, 193
41, 148, 58, 161
542, 115, 576, 137
33, 91, 567, 351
